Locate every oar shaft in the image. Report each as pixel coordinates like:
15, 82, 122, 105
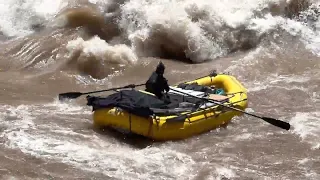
82, 83, 146, 95
169, 88, 246, 114
58, 83, 146, 100
169, 87, 290, 130
202, 97, 260, 118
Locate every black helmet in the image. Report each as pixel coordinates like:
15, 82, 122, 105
156, 61, 165, 74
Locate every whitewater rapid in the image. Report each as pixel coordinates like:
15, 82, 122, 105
0, 0, 319, 179
1, 0, 319, 64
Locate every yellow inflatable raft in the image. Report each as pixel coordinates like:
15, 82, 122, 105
86, 72, 248, 141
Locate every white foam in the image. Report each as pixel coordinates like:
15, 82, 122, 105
224, 45, 272, 75
1, 0, 319, 63
66, 36, 138, 65
4, 130, 195, 179
0, 0, 66, 37
0, 101, 196, 179
195, 163, 238, 180
117, 0, 320, 62
248, 13, 282, 34
290, 111, 320, 149
297, 158, 320, 179
245, 108, 255, 113
246, 73, 312, 92
249, 3, 320, 56
44, 98, 92, 115
118, 0, 279, 63
234, 133, 253, 141
213, 166, 237, 179
0, 105, 35, 130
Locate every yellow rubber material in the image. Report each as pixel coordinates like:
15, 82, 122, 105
92, 74, 248, 141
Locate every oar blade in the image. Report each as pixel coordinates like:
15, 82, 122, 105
262, 117, 291, 130
58, 92, 83, 100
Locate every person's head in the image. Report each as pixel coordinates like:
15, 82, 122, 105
156, 61, 165, 75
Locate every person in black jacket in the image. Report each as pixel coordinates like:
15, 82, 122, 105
145, 61, 170, 100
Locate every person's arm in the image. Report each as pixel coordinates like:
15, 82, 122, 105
164, 79, 170, 92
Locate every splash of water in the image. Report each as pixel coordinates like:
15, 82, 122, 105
65, 36, 137, 78
290, 111, 320, 149
1, 0, 319, 70
0, 101, 196, 179
0, 0, 66, 37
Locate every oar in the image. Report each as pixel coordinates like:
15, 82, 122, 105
58, 83, 146, 100
168, 88, 291, 130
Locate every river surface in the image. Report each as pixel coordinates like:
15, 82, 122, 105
0, 0, 319, 179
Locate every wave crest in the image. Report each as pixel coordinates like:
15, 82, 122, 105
65, 36, 137, 79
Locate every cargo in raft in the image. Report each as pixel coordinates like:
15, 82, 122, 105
86, 72, 248, 141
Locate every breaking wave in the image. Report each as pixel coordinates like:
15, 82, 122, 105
0, 0, 318, 76
0, 0, 320, 179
